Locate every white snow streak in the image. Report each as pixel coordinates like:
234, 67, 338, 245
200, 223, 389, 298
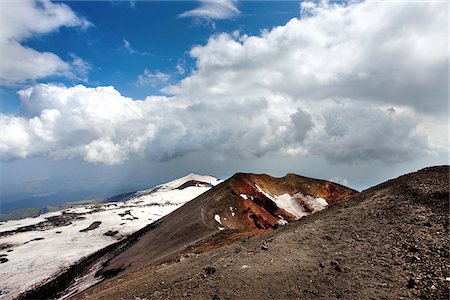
239, 194, 248, 200
214, 214, 222, 225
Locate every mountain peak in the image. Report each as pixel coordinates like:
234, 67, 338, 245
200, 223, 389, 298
85, 171, 357, 284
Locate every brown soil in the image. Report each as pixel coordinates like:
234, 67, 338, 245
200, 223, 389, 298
73, 166, 449, 300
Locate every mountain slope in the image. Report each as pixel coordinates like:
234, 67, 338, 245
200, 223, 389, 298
94, 173, 356, 279
74, 166, 449, 300
18, 173, 356, 298
0, 174, 220, 299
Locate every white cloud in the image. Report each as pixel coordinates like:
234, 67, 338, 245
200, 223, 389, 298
123, 38, 151, 56
179, 0, 240, 20
176, 61, 186, 75
137, 69, 170, 86
0, 115, 31, 159
68, 54, 92, 82
123, 39, 134, 53
0, 84, 292, 164
0, 1, 447, 165
0, 0, 91, 86
170, 1, 446, 115
1, 84, 157, 165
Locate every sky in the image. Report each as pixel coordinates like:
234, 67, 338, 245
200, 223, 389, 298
0, 0, 448, 211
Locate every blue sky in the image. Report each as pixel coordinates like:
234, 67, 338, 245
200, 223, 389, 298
0, 0, 447, 211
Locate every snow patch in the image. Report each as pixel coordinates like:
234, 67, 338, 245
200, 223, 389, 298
254, 184, 328, 220
239, 194, 248, 200
139, 173, 221, 194
293, 193, 328, 215
277, 219, 288, 226
277, 215, 288, 226
229, 207, 236, 217
274, 193, 309, 219
214, 214, 222, 225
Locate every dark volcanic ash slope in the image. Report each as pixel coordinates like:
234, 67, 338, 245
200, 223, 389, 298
75, 166, 449, 300
95, 173, 357, 279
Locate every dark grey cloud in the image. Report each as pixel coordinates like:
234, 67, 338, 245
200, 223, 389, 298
309, 101, 431, 164
290, 109, 313, 143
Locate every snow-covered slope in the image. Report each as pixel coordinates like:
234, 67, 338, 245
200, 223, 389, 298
254, 184, 328, 220
136, 173, 218, 195
0, 174, 221, 299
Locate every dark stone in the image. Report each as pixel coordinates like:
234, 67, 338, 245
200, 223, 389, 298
79, 221, 102, 232
0, 244, 12, 250
261, 241, 269, 250
204, 266, 216, 275
330, 260, 342, 272
103, 230, 118, 237
407, 277, 416, 289
118, 210, 132, 217
408, 245, 419, 253
23, 237, 45, 244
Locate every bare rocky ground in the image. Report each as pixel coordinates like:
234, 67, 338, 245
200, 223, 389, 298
71, 166, 449, 300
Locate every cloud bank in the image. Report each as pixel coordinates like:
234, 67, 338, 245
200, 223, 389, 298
0, 1, 447, 166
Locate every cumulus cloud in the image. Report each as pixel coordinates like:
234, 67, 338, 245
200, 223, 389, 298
0, 84, 292, 164
0, 1, 447, 165
179, 0, 240, 20
0, 0, 91, 86
1, 84, 156, 164
170, 1, 447, 115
